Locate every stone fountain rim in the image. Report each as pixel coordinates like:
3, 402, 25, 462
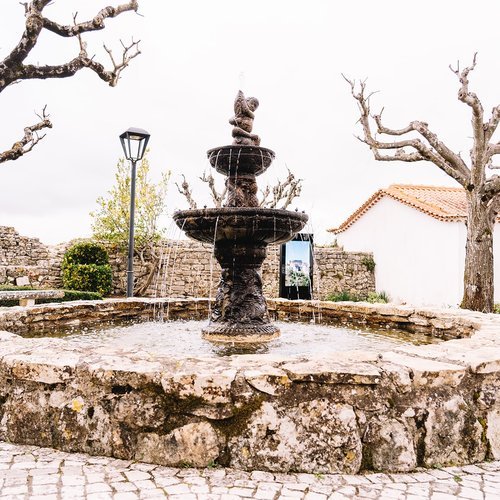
0, 297, 497, 367
1, 298, 500, 473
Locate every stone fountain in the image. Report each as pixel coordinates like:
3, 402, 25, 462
173, 91, 308, 342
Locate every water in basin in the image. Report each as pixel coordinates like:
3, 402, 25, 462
32, 320, 438, 357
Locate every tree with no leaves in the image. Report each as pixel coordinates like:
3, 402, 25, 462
0, 0, 140, 164
345, 55, 500, 313
175, 167, 303, 210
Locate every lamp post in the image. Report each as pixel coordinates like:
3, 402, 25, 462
119, 127, 150, 298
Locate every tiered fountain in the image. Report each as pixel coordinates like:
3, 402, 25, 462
173, 91, 308, 342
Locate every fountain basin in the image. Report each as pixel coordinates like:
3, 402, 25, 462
207, 145, 275, 176
173, 207, 308, 245
0, 298, 499, 474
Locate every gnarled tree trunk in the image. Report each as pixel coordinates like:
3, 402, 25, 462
461, 192, 495, 312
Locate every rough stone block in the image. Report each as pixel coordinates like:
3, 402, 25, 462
135, 422, 221, 467
363, 415, 417, 471
15, 276, 30, 287
228, 400, 362, 474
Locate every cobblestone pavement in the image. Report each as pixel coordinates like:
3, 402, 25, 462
0, 442, 499, 499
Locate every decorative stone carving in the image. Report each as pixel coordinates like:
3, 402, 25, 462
230, 90, 261, 146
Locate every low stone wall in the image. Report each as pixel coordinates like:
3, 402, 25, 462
0, 298, 499, 474
0, 227, 376, 300
112, 240, 375, 300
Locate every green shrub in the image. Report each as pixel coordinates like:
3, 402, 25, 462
62, 242, 112, 296
366, 291, 390, 303
361, 256, 376, 272
325, 290, 390, 303
62, 242, 110, 267
62, 264, 112, 296
494, 304, 500, 314
325, 291, 361, 302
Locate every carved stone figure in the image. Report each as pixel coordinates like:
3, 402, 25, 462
225, 176, 259, 207
230, 90, 261, 146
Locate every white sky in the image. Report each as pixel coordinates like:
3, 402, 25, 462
1, 0, 500, 244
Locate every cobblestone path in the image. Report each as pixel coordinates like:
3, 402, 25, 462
0, 442, 499, 499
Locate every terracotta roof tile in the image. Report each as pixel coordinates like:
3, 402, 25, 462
330, 184, 470, 234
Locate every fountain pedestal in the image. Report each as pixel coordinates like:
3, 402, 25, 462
202, 241, 279, 342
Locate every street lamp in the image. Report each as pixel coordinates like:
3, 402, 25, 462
119, 127, 150, 297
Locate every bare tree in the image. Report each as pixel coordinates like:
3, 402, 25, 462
176, 168, 302, 210
0, 0, 140, 164
345, 55, 500, 313
258, 167, 302, 209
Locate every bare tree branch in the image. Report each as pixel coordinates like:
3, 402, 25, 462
0, 1, 140, 91
199, 171, 226, 208
175, 174, 197, 209
343, 74, 470, 187
484, 105, 500, 143
449, 53, 488, 189
259, 167, 303, 209
449, 53, 484, 128
0, 106, 52, 163
0, 1, 140, 165
176, 168, 302, 210
41, 2, 139, 37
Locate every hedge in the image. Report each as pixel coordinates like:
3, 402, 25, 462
62, 242, 112, 296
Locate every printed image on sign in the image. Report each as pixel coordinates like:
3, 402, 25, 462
285, 240, 311, 287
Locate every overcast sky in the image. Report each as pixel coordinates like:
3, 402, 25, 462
2, 0, 500, 244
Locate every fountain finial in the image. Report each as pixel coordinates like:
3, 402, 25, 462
229, 90, 261, 146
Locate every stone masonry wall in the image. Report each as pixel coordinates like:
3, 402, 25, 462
109, 240, 375, 300
0, 226, 375, 299
0, 227, 64, 288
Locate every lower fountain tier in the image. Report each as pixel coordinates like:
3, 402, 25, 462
173, 207, 308, 245
173, 208, 308, 343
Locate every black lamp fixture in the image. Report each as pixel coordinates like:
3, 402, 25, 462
119, 127, 151, 298
119, 127, 150, 162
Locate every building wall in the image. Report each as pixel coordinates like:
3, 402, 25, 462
336, 196, 500, 306
0, 227, 375, 300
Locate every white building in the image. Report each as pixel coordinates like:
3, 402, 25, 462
330, 184, 500, 306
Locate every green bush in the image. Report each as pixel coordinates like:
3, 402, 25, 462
366, 291, 390, 303
62, 242, 110, 266
62, 264, 112, 296
361, 256, 376, 272
62, 242, 112, 296
325, 291, 361, 302
325, 290, 390, 303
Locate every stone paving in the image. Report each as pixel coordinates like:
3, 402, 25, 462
0, 442, 499, 499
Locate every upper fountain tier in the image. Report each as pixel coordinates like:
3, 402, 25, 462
207, 145, 275, 177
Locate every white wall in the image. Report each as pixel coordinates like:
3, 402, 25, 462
335, 197, 482, 306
